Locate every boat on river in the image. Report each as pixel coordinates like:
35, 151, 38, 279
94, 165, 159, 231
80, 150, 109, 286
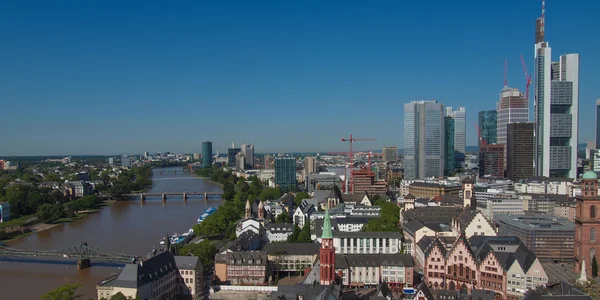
160, 228, 195, 246
197, 207, 217, 224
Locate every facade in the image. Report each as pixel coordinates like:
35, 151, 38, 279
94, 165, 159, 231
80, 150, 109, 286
121, 155, 131, 167
408, 182, 462, 199
263, 243, 319, 272
382, 146, 398, 162
506, 123, 534, 181
478, 110, 497, 145
444, 116, 455, 176
304, 156, 317, 174
0, 202, 9, 222
479, 144, 504, 178
214, 251, 269, 285
201, 141, 212, 168
274, 156, 297, 192
332, 231, 402, 254
446, 107, 466, 162
495, 213, 574, 262
351, 168, 387, 196
240, 144, 254, 168
235, 153, 245, 170
574, 171, 600, 275
305, 173, 339, 193
404, 100, 445, 179
319, 209, 336, 285
175, 256, 204, 299
265, 223, 294, 242
335, 254, 414, 288
497, 86, 528, 168
227, 146, 241, 167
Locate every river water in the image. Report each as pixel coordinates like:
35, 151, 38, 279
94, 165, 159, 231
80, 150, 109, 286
0, 167, 222, 299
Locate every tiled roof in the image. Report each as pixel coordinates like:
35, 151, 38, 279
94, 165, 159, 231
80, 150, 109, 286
102, 251, 177, 288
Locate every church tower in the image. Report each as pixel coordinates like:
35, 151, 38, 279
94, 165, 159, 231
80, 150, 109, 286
574, 171, 600, 275
245, 199, 252, 219
258, 200, 265, 220
461, 177, 474, 208
319, 208, 336, 285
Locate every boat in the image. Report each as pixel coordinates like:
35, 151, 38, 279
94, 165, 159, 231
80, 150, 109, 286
197, 207, 217, 224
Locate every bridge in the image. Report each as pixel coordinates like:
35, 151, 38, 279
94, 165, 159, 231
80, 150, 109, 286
122, 191, 223, 201
153, 170, 189, 175
0, 243, 137, 269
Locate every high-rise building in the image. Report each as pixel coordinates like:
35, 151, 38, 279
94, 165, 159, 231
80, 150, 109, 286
574, 171, 600, 276
596, 99, 600, 149
202, 141, 212, 168
478, 110, 497, 145
444, 116, 455, 176
479, 144, 504, 178
108, 157, 114, 165
235, 153, 245, 170
496, 87, 528, 168
264, 155, 274, 169
382, 146, 398, 162
506, 123, 535, 181
534, 4, 579, 178
121, 155, 131, 168
304, 156, 317, 174
404, 101, 445, 179
274, 156, 297, 192
446, 107, 466, 162
227, 142, 241, 167
240, 144, 254, 168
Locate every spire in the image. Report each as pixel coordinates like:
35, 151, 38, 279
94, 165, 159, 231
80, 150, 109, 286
245, 199, 251, 210
321, 208, 333, 239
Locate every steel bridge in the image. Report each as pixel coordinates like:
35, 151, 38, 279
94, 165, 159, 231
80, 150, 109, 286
0, 243, 136, 268
122, 191, 222, 201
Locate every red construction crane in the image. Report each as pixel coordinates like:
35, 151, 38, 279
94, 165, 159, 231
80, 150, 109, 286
341, 134, 376, 194
520, 54, 533, 101
475, 121, 486, 146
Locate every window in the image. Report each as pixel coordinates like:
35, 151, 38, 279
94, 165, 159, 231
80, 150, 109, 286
592, 228, 596, 242
592, 206, 597, 218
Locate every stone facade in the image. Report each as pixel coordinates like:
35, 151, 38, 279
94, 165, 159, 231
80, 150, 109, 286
574, 172, 600, 275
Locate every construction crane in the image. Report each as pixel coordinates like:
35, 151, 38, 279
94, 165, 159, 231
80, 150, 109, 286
341, 134, 376, 194
475, 121, 486, 146
520, 54, 533, 101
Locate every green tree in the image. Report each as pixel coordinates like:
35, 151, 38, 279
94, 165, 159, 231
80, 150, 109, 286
363, 200, 400, 232
41, 283, 82, 300
275, 212, 291, 223
287, 225, 301, 242
297, 222, 312, 243
259, 187, 281, 201
179, 240, 218, 267
593, 255, 598, 277
294, 192, 310, 206
109, 293, 128, 300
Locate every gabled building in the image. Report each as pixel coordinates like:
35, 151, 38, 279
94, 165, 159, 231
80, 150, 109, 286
214, 251, 270, 285
335, 253, 414, 289
293, 201, 315, 228
452, 208, 496, 238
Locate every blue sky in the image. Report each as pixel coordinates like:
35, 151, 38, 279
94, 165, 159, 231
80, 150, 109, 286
1, 0, 598, 156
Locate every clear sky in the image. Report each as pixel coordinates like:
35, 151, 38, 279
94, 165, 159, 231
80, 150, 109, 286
1, 0, 598, 156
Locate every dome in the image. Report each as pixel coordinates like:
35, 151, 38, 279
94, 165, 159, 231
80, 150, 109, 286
582, 171, 598, 180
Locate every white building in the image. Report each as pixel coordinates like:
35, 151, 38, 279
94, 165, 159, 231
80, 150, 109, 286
331, 231, 402, 254
265, 223, 294, 242
240, 144, 254, 168
335, 254, 414, 287
293, 202, 315, 228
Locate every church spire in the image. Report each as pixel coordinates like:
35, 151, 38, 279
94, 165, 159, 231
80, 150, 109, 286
322, 208, 333, 239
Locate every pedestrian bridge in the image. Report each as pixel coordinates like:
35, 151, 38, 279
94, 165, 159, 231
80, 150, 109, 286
123, 191, 222, 201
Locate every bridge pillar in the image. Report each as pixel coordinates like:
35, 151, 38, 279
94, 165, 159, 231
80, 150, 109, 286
140, 193, 145, 202
77, 259, 91, 270
183, 192, 187, 201
162, 192, 167, 202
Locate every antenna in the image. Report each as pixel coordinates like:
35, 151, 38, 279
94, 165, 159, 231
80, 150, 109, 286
504, 58, 508, 87
542, 0, 545, 20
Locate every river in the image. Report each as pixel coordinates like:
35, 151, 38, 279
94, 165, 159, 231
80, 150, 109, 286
0, 167, 222, 299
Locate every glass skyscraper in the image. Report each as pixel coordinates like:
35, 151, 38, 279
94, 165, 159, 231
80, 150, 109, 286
446, 107, 466, 158
444, 116, 455, 176
202, 141, 213, 168
404, 101, 445, 179
275, 156, 297, 192
478, 110, 497, 145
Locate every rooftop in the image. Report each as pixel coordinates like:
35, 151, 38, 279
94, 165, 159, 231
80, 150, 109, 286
495, 213, 575, 231
262, 243, 319, 256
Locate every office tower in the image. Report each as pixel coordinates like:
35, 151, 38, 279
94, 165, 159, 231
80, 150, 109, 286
235, 153, 245, 170
478, 110, 497, 145
144, 151, 149, 158
496, 87, 528, 167
264, 155, 274, 169
108, 157, 114, 165
534, 3, 580, 178
444, 116, 455, 176
446, 107, 466, 162
404, 101, 445, 179
121, 155, 131, 167
304, 156, 317, 174
382, 146, 398, 162
227, 142, 241, 167
202, 141, 213, 168
240, 144, 254, 168
596, 99, 600, 149
479, 144, 504, 178
274, 156, 297, 191
506, 123, 535, 181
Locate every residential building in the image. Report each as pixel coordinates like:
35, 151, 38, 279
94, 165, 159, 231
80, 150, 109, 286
331, 231, 402, 254
506, 123, 535, 181
446, 107, 466, 163
304, 156, 317, 174
497, 86, 528, 168
495, 213, 574, 262
408, 182, 462, 199
0, 202, 10, 222
293, 201, 315, 228
240, 144, 254, 168
444, 116, 455, 176
263, 243, 319, 273
201, 141, 212, 168
351, 168, 387, 196
335, 254, 414, 289
382, 146, 398, 162
534, 9, 579, 178
274, 156, 297, 192
227, 142, 241, 167
264, 223, 294, 242
121, 155, 131, 168
97, 252, 202, 300
479, 144, 504, 178
574, 171, 600, 275
404, 100, 445, 179
214, 251, 269, 285
554, 200, 576, 222
478, 110, 497, 145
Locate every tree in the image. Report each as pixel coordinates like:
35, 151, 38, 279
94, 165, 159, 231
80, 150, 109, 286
593, 255, 598, 277
363, 200, 400, 232
287, 225, 301, 242
260, 187, 281, 201
297, 223, 312, 243
110, 293, 128, 300
41, 283, 82, 300
179, 240, 218, 267
276, 212, 292, 223
294, 192, 310, 206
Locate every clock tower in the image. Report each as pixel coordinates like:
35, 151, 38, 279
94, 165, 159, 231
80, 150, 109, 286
574, 171, 600, 275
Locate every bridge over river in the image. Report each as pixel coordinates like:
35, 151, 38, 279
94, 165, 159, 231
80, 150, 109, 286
122, 191, 222, 201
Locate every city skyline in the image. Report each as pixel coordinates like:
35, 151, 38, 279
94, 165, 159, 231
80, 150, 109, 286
1, 1, 599, 156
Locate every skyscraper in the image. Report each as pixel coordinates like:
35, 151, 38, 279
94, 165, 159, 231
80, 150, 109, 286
202, 141, 213, 168
240, 144, 255, 168
478, 110, 497, 145
404, 101, 445, 179
534, 3, 579, 178
274, 156, 297, 192
497, 87, 528, 168
506, 123, 535, 181
595, 99, 600, 149
304, 156, 317, 174
478, 144, 504, 178
446, 107, 466, 162
382, 146, 398, 162
121, 155, 131, 168
444, 116, 455, 176
227, 142, 241, 167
